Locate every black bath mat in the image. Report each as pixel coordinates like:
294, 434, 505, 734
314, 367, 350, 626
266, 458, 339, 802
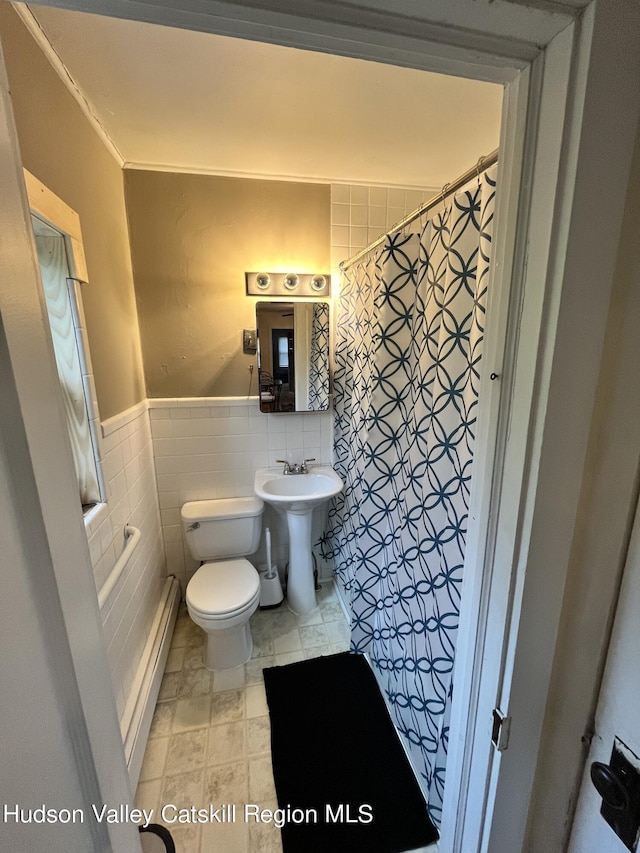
263, 652, 438, 853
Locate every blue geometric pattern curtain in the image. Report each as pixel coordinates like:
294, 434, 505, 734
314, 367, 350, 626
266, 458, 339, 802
308, 302, 330, 410
323, 166, 497, 824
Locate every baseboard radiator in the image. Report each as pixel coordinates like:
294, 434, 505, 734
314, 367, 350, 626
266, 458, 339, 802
120, 576, 181, 789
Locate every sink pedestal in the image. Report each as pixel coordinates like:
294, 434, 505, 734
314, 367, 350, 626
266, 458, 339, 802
254, 465, 343, 620
286, 509, 316, 615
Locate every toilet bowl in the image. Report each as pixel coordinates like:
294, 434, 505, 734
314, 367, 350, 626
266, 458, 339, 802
181, 497, 264, 670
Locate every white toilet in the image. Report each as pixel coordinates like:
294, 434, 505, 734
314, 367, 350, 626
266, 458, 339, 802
181, 496, 264, 670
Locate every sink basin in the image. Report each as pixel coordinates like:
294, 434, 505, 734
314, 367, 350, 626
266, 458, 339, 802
254, 466, 343, 512
254, 466, 343, 616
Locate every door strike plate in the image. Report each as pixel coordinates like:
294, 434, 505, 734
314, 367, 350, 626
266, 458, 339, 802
492, 708, 511, 752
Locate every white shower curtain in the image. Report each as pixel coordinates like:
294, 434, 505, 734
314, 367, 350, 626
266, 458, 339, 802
324, 166, 497, 824
35, 234, 100, 507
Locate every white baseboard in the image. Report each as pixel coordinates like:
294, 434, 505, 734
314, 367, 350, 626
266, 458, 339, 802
121, 576, 181, 789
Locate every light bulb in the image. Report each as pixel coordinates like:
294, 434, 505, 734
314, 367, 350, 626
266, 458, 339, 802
283, 273, 299, 291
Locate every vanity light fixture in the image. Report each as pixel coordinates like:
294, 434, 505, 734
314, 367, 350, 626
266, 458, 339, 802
245, 271, 331, 297
283, 273, 300, 291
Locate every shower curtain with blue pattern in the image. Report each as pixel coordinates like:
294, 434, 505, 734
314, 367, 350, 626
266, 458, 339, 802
308, 302, 330, 410
323, 166, 497, 825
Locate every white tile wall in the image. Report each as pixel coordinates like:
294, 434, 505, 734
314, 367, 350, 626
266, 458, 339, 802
84, 401, 166, 721
330, 182, 439, 274
149, 398, 333, 590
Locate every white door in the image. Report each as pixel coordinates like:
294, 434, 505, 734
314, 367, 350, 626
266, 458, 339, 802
568, 494, 640, 852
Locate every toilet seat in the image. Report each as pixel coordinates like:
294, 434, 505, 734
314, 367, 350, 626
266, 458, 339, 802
186, 558, 260, 618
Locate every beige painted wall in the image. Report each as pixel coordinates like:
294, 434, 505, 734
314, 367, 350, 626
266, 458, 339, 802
124, 169, 330, 398
0, 5, 145, 420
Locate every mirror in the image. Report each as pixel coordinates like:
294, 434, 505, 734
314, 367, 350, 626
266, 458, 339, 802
256, 302, 330, 413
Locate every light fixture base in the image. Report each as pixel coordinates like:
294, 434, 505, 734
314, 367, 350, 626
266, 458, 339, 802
246, 271, 331, 297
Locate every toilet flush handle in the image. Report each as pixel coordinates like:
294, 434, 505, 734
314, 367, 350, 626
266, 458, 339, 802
187, 522, 200, 532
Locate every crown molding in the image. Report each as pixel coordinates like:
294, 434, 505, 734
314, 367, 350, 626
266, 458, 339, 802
12, 3, 125, 167
122, 160, 438, 192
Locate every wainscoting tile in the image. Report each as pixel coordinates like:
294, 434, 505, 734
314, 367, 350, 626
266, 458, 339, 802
150, 399, 333, 593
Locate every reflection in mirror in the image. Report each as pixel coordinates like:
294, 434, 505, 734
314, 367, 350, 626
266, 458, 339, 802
256, 302, 330, 413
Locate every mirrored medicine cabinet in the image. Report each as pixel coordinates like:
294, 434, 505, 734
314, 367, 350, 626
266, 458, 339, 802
256, 301, 330, 414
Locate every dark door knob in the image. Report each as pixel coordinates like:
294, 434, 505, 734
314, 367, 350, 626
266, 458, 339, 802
590, 761, 630, 811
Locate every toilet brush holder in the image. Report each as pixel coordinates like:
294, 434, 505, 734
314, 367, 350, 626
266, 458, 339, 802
258, 564, 284, 609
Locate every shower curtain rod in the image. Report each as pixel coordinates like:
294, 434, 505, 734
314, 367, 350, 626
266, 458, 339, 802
340, 148, 499, 271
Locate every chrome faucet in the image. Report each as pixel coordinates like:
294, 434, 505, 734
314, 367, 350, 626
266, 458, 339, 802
275, 458, 316, 475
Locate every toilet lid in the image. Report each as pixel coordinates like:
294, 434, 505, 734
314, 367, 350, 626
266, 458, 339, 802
186, 559, 260, 615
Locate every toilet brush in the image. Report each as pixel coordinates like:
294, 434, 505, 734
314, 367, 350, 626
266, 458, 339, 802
266, 527, 275, 579
259, 527, 284, 608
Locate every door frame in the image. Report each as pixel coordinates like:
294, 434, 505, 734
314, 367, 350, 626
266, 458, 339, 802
0, 47, 142, 853
3, 1, 640, 850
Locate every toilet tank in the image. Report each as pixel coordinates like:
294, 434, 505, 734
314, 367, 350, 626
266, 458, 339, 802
181, 496, 264, 561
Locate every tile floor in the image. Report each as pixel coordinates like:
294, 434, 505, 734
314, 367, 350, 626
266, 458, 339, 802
135, 582, 350, 853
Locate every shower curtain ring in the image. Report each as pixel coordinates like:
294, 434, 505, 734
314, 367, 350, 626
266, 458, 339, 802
476, 156, 485, 184
440, 182, 451, 206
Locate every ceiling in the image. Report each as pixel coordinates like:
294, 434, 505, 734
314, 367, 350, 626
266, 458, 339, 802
26, 3, 503, 189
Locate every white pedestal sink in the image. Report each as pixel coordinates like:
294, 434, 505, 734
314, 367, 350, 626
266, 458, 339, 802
254, 466, 343, 616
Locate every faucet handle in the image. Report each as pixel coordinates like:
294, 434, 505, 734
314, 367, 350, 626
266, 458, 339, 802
300, 458, 316, 473
275, 459, 291, 474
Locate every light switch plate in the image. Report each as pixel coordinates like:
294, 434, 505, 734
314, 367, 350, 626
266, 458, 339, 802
243, 329, 257, 354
